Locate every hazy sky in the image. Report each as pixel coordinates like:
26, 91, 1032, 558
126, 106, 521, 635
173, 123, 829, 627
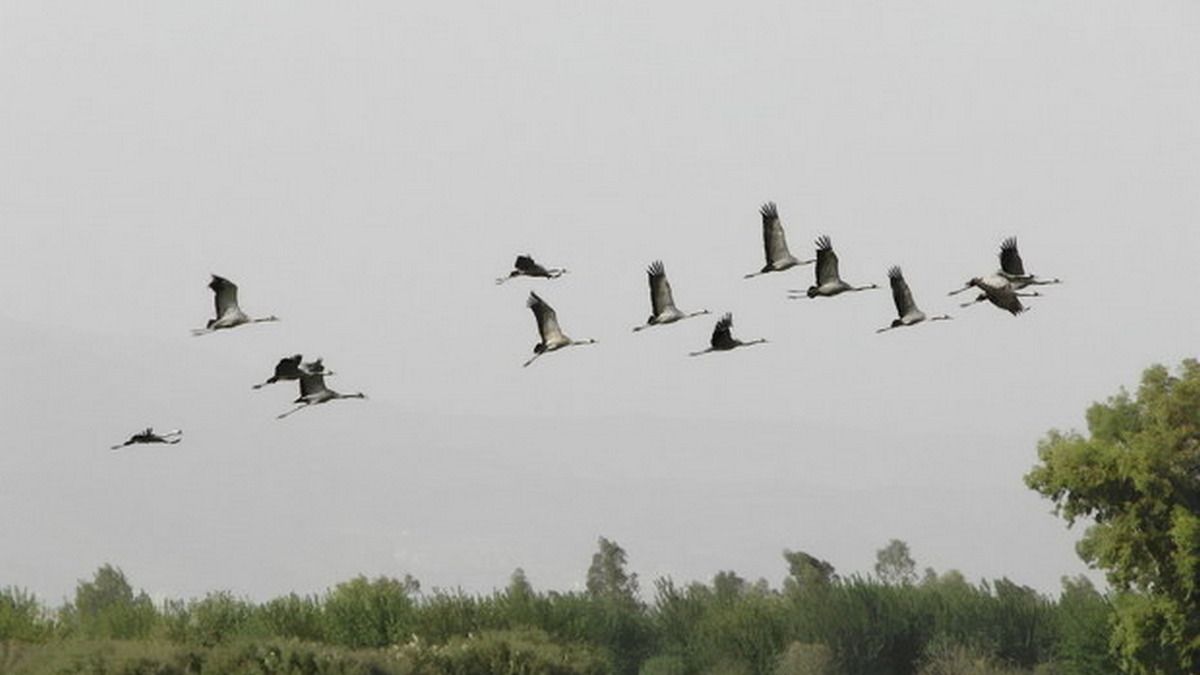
2, 1, 1198, 603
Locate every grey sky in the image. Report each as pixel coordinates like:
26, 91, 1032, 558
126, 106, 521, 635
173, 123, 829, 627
1, 1, 1197, 602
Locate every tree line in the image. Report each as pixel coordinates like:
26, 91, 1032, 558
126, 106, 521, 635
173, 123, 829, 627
3, 357, 1197, 674
1, 540, 1111, 675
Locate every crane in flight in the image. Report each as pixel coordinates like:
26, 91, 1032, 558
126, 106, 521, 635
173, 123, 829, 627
744, 202, 815, 278
953, 276, 1040, 315
110, 428, 182, 451
497, 255, 568, 284
952, 237, 1061, 307
876, 267, 952, 333
788, 236, 878, 299
276, 371, 366, 419
252, 355, 333, 389
192, 275, 279, 335
523, 292, 596, 367
632, 260, 709, 332
689, 313, 767, 356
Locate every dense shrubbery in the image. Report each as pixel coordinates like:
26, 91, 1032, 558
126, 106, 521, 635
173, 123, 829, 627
0, 539, 1118, 675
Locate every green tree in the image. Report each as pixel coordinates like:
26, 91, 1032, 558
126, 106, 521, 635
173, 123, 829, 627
587, 537, 640, 607
875, 539, 918, 586
1026, 359, 1200, 673
712, 571, 748, 603
322, 574, 418, 648
61, 564, 156, 639
1053, 575, 1116, 674
782, 550, 836, 596
0, 587, 52, 641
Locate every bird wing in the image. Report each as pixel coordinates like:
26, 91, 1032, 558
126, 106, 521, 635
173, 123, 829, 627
274, 354, 303, 379
527, 292, 565, 343
515, 255, 549, 276
999, 237, 1026, 276
711, 312, 734, 349
760, 202, 791, 264
647, 261, 676, 316
298, 371, 329, 398
989, 286, 1024, 314
209, 275, 240, 318
888, 266, 916, 317
814, 236, 840, 285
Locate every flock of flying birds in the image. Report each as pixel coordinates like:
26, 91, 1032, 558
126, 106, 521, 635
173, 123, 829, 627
109, 201, 1061, 450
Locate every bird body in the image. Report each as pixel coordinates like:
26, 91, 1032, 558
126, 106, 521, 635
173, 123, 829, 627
193, 275, 279, 335
689, 313, 766, 356
633, 260, 709, 331
276, 371, 366, 419
789, 236, 878, 298
954, 237, 1061, 306
876, 267, 951, 333
963, 276, 1039, 315
744, 202, 815, 278
524, 292, 596, 366
497, 255, 568, 284
110, 428, 182, 450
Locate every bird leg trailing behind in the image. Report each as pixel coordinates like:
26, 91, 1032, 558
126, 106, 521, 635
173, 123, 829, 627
875, 315, 952, 334
688, 337, 768, 357
276, 391, 367, 419
690, 312, 766, 356
522, 338, 597, 367
276, 403, 310, 419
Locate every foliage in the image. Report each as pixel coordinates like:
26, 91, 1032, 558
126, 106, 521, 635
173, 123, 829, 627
323, 575, 419, 648
587, 538, 640, 608
1051, 576, 1115, 674
2, 537, 1118, 675
917, 639, 1031, 675
402, 628, 613, 675
166, 590, 257, 646
0, 587, 53, 642
782, 551, 836, 596
875, 540, 918, 586
773, 642, 834, 675
257, 592, 326, 642
1026, 359, 1200, 673
639, 654, 687, 675
59, 565, 157, 640
1, 639, 418, 675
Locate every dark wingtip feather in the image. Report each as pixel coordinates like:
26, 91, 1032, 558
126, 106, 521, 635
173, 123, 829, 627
814, 235, 832, 251
647, 260, 665, 276
526, 291, 543, 308
1000, 237, 1018, 252
887, 266, 903, 280
760, 202, 778, 220
718, 312, 733, 328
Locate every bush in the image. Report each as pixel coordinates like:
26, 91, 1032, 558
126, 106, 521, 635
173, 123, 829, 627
258, 593, 327, 642
184, 591, 256, 646
774, 642, 835, 675
918, 639, 1028, 675
60, 565, 157, 640
400, 628, 612, 675
0, 587, 53, 641
639, 654, 686, 675
323, 575, 418, 648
